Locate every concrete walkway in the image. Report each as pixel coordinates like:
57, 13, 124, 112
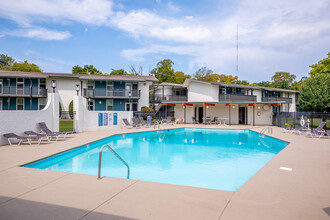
0, 125, 329, 219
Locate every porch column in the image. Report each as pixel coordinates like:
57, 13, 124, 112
183, 105, 186, 124
229, 105, 231, 125
253, 105, 255, 126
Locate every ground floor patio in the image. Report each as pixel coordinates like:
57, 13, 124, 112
0, 124, 329, 219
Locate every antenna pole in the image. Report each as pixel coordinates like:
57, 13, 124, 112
236, 25, 238, 78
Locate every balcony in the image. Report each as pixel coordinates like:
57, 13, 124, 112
0, 86, 47, 97
83, 88, 140, 98
262, 97, 292, 103
150, 94, 188, 103
219, 94, 257, 102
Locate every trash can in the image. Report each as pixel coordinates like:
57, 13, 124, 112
147, 116, 152, 126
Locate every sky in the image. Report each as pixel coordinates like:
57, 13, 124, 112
0, 0, 329, 83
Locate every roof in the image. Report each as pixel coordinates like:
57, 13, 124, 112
183, 79, 299, 93
151, 82, 183, 88
0, 71, 159, 82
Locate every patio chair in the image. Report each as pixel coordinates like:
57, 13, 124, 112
138, 117, 149, 128
305, 121, 326, 138
38, 122, 71, 140
204, 117, 212, 125
132, 118, 141, 128
192, 117, 198, 124
292, 121, 310, 135
3, 133, 44, 145
165, 117, 174, 125
122, 118, 134, 129
317, 130, 330, 138
24, 131, 56, 142
282, 125, 294, 133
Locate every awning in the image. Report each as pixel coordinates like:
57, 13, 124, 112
248, 103, 256, 106
203, 103, 215, 106
182, 103, 193, 106
271, 103, 282, 106
163, 103, 176, 106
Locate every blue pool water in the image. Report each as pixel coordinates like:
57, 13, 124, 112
25, 128, 288, 191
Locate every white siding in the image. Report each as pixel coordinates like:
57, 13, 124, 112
187, 82, 218, 102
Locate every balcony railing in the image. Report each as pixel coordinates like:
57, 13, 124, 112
0, 86, 47, 97
150, 95, 188, 102
83, 88, 140, 98
262, 97, 292, 103
219, 94, 257, 102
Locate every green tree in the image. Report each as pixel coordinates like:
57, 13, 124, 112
0, 54, 15, 68
309, 52, 330, 76
9, 60, 42, 72
150, 59, 175, 83
192, 67, 239, 83
110, 69, 130, 75
298, 74, 330, 112
256, 81, 272, 87
232, 80, 250, 85
290, 77, 307, 91
271, 72, 296, 89
169, 71, 191, 84
72, 65, 102, 75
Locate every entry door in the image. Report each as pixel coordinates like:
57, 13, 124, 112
198, 107, 203, 123
239, 107, 246, 124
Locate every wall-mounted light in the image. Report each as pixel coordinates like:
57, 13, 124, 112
257, 106, 261, 110
75, 84, 80, 96
183, 106, 186, 109
51, 80, 57, 93
232, 105, 236, 109
206, 106, 209, 109
88, 98, 91, 102
99, 101, 102, 104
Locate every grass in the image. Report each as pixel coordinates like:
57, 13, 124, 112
275, 118, 330, 130
60, 120, 73, 132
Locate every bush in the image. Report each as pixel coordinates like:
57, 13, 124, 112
69, 100, 74, 119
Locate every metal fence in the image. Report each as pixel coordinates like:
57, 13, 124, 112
272, 112, 330, 131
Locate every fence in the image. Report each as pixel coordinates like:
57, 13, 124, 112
272, 112, 330, 131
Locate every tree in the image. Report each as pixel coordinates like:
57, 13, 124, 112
232, 80, 250, 85
169, 71, 191, 84
309, 52, 330, 76
110, 69, 129, 75
0, 54, 15, 68
72, 65, 102, 75
128, 65, 143, 75
271, 72, 296, 89
150, 59, 175, 83
298, 74, 330, 112
290, 77, 307, 91
257, 81, 272, 87
9, 60, 42, 72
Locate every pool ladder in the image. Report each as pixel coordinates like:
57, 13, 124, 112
259, 126, 273, 137
97, 144, 130, 180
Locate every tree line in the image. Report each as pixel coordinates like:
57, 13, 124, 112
1, 52, 329, 112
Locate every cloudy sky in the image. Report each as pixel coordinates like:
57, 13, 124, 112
0, 0, 329, 82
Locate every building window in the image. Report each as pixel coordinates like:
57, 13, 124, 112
39, 78, 46, 88
17, 78, 24, 95
87, 99, 94, 110
17, 98, 24, 110
39, 98, 47, 110
0, 79, 2, 94
106, 81, 113, 96
106, 99, 113, 111
0, 98, 2, 110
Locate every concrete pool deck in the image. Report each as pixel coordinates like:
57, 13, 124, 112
0, 125, 329, 219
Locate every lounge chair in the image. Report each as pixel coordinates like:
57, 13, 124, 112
3, 133, 44, 145
24, 131, 56, 141
192, 117, 198, 124
122, 118, 134, 129
138, 117, 149, 128
306, 121, 326, 138
38, 122, 72, 139
164, 117, 173, 125
282, 125, 294, 133
318, 130, 330, 138
292, 121, 310, 135
132, 118, 141, 128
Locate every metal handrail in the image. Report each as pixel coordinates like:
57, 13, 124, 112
97, 144, 130, 180
259, 126, 273, 136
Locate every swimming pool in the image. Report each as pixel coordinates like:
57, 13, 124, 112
25, 128, 288, 191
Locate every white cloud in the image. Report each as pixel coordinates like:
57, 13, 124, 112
168, 2, 180, 13
6, 27, 71, 40
0, 0, 114, 26
110, 10, 212, 43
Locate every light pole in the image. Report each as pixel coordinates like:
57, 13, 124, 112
128, 91, 132, 111
51, 80, 56, 93
75, 84, 80, 96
